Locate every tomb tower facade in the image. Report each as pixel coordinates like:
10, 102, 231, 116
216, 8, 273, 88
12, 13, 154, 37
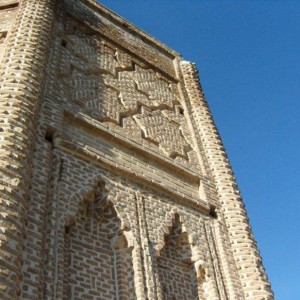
0, 0, 273, 299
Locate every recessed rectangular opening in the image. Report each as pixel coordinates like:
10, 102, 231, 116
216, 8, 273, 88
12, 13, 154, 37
61, 39, 67, 47
0, 2, 19, 10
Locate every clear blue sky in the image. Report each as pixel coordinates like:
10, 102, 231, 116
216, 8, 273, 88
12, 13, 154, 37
99, 1, 300, 298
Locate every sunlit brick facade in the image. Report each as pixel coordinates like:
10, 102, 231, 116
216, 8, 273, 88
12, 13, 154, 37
0, 1, 273, 299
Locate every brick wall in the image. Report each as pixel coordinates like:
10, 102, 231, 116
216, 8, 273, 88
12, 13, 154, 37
64, 201, 135, 299
0, 0, 273, 299
157, 215, 199, 299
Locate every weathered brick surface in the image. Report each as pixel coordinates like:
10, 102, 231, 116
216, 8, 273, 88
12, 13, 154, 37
0, 3, 18, 61
0, 0, 54, 298
180, 61, 273, 299
65, 202, 135, 299
0, 0, 273, 299
157, 216, 199, 299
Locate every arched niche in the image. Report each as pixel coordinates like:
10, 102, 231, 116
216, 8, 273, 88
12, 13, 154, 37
156, 213, 212, 300
156, 214, 197, 299
63, 181, 136, 300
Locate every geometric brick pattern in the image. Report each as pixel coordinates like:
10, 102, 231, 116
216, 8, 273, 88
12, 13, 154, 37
134, 107, 191, 158
65, 201, 135, 299
60, 29, 194, 161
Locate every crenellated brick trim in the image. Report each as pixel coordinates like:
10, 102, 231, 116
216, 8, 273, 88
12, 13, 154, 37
0, 0, 55, 298
180, 61, 273, 300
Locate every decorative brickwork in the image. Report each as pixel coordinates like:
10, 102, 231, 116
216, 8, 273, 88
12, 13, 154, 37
0, 0, 273, 299
0, 0, 54, 298
180, 61, 273, 299
157, 214, 199, 299
65, 200, 135, 299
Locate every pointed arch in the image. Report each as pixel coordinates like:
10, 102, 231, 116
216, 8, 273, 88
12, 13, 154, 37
155, 208, 195, 256
63, 175, 132, 231
155, 211, 213, 300
62, 177, 136, 299
156, 212, 198, 299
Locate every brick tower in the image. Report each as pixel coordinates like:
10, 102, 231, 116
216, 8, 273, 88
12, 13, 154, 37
0, 0, 273, 299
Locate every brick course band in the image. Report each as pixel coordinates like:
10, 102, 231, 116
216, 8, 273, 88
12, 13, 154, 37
0, 0, 55, 298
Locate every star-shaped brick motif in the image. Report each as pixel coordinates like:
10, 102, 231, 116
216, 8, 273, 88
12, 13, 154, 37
133, 107, 191, 158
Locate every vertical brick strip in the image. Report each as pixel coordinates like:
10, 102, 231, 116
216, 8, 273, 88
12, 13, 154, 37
180, 61, 273, 299
0, 0, 55, 298
135, 193, 160, 300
